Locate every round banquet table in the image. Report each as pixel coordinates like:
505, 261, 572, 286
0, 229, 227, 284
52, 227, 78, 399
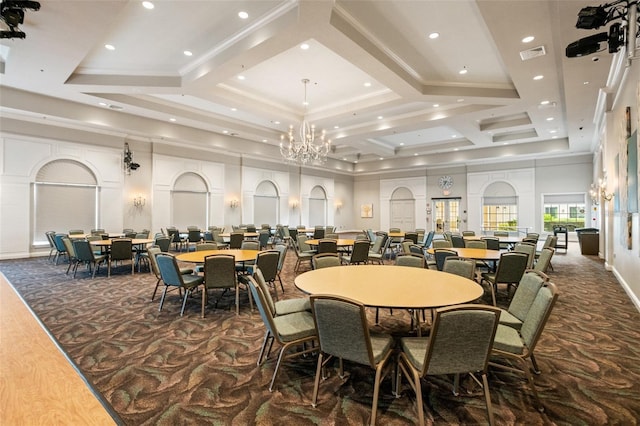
89, 238, 154, 247
426, 247, 501, 262
295, 265, 483, 335
176, 249, 260, 263
305, 238, 355, 247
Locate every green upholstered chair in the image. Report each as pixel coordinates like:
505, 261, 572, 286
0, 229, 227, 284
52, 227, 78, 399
253, 268, 309, 317
480, 251, 529, 306
433, 248, 457, 271
202, 253, 245, 316
312, 253, 341, 269
310, 295, 394, 425
442, 257, 476, 280
396, 304, 501, 426
341, 240, 370, 265
533, 247, 554, 274
147, 246, 193, 301
497, 270, 548, 331
72, 239, 107, 279
246, 276, 317, 392
395, 253, 425, 268
294, 235, 315, 272
490, 281, 559, 411
108, 238, 134, 277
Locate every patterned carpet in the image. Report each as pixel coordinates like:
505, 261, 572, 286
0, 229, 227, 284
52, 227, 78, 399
1, 242, 639, 425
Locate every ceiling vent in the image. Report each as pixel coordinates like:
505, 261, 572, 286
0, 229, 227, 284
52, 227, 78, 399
520, 45, 546, 61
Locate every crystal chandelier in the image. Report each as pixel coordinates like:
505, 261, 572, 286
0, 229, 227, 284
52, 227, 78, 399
280, 79, 331, 165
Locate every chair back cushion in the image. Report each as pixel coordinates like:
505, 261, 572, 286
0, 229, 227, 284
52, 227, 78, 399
508, 270, 546, 322
317, 239, 337, 254
495, 252, 529, 283
434, 249, 457, 271
311, 295, 374, 367
110, 239, 133, 261
72, 239, 93, 262
253, 268, 276, 316
156, 254, 182, 287
256, 250, 279, 281
442, 258, 475, 279
520, 282, 558, 350
204, 254, 236, 289
312, 253, 341, 269
396, 254, 425, 268
424, 305, 500, 376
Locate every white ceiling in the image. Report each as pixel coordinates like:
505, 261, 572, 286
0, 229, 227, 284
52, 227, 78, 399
0, 0, 620, 171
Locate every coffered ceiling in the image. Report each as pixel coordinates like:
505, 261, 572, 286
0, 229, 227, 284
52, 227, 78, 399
0, 0, 619, 172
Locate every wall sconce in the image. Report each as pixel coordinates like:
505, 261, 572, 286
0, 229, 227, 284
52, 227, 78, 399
590, 177, 614, 204
133, 195, 146, 208
230, 199, 239, 209
335, 200, 343, 211
290, 200, 299, 209
123, 142, 140, 175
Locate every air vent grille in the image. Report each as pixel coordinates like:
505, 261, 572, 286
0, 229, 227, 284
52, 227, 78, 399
520, 45, 546, 61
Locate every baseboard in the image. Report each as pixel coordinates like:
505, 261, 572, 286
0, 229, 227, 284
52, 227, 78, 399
613, 267, 640, 313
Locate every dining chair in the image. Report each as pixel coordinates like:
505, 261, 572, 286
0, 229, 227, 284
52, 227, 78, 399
108, 238, 134, 277
317, 238, 337, 254
432, 239, 452, 249
367, 233, 389, 264
203, 253, 245, 316
294, 235, 315, 272
395, 253, 425, 268
533, 247, 554, 274
246, 276, 317, 392
341, 240, 370, 265
53, 233, 68, 265
450, 234, 465, 248
481, 236, 501, 250
45, 231, 57, 262
229, 232, 245, 249
409, 244, 425, 256
490, 281, 559, 411
313, 228, 325, 239
312, 253, 341, 269
273, 243, 287, 293
245, 250, 280, 300
253, 268, 309, 317
156, 253, 204, 316
433, 248, 458, 271
513, 242, 537, 269
420, 231, 435, 249
462, 230, 476, 236
480, 251, 529, 305
310, 294, 395, 425
61, 236, 78, 275
497, 270, 548, 331
186, 229, 202, 251
404, 232, 418, 244
154, 236, 171, 252
147, 246, 193, 301
258, 230, 271, 250
465, 239, 487, 249
396, 304, 501, 426
442, 257, 476, 280
71, 239, 107, 279
246, 225, 257, 233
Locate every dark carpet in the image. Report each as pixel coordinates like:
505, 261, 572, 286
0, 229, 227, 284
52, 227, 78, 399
1, 243, 639, 425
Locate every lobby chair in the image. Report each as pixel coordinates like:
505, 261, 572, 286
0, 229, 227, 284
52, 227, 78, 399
396, 304, 501, 426
490, 282, 559, 411
156, 253, 204, 316
246, 276, 317, 392
310, 295, 394, 425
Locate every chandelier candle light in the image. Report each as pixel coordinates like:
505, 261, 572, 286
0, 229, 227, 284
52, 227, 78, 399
280, 79, 331, 165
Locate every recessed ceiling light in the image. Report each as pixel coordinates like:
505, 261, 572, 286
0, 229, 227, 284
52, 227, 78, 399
169, 118, 176, 122
364, 82, 371, 87
237, 75, 245, 80
142, 1, 154, 10
377, 116, 383, 120
454, 148, 459, 151
451, 134, 457, 138
549, 129, 557, 133
428, 32, 439, 39
379, 157, 384, 160
457, 98, 464, 103
414, 153, 419, 156
399, 142, 404, 146
274, 121, 280, 125
343, 157, 347, 161
302, 101, 309, 106
98, 102, 107, 106
183, 50, 193, 56
503, 142, 509, 145
540, 100, 550, 105
354, 160, 358, 164
300, 43, 310, 50
522, 35, 535, 43
262, 139, 267, 143
238, 11, 248, 19
459, 67, 468, 75
231, 108, 237, 111
105, 44, 115, 50
546, 117, 554, 121
583, 81, 590, 85
533, 75, 544, 80
223, 130, 229, 134
433, 103, 439, 107
334, 125, 339, 129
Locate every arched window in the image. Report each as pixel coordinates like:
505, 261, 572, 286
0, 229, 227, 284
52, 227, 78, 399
254, 180, 279, 226
308, 186, 327, 227
172, 172, 208, 230
482, 181, 517, 232
33, 159, 98, 244
390, 187, 415, 231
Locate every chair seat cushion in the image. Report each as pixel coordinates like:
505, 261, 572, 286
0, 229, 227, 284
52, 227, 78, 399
274, 311, 316, 342
182, 274, 204, 289
180, 267, 194, 275
481, 272, 496, 282
370, 332, 394, 364
498, 309, 523, 330
492, 324, 524, 354
400, 336, 429, 371
275, 297, 311, 316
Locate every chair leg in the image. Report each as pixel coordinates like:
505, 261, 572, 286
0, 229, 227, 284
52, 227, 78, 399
530, 353, 541, 375
151, 278, 161, 301
257, 331, 272, 365
268, 346, 287, 392
180, 289, 191, 316
158, 286, 169, 312
311, 352, 325, 407
482, 372, 495, 426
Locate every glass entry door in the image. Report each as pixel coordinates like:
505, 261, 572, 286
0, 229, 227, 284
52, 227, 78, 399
433, 198, 460, 233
